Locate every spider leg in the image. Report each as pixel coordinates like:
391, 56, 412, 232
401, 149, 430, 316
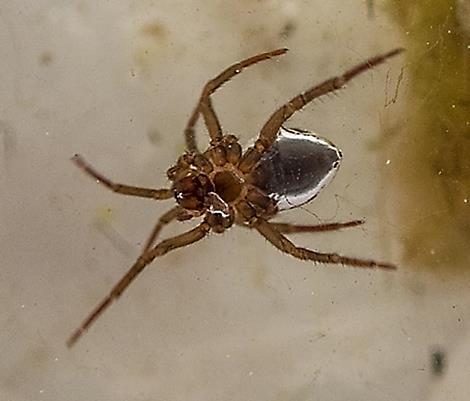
142, 206, 192, 252
255, 48, 404, 152
184, 48, 288, 151
236, 219, 363, 233
73, 154, 172, 200
67, 221, 210, 347
270, 219, 364, 234
254, 218, 396, 269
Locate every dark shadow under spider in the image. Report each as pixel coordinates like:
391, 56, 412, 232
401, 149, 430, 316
68, 47, 403, 347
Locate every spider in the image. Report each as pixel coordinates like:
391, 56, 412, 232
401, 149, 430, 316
67, 47, 403, 347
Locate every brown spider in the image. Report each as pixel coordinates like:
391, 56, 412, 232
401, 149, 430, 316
68, 47, 403, 347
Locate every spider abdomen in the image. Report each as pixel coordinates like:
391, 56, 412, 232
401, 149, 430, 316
250, 127, 342, 210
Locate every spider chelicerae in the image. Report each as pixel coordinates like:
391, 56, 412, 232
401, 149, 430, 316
68, 47, 402, 347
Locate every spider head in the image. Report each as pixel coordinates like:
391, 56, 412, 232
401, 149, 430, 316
172, 172, 214, 210
172, 172, 235, 232
168, 151, 215, 211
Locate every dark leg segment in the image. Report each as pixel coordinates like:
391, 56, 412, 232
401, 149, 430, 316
255, 48, 404, 152
184, 48, 288, 151
73, 155, 173, 200
254, 218, 396, 269
67, 222, 210, 347
271, 219, 364, 234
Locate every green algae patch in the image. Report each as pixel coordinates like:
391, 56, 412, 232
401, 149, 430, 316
387, 1, 470, 270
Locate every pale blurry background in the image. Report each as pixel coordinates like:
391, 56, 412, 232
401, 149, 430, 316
1, 1, 468, 401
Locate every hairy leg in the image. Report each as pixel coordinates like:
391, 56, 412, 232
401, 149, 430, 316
142, 206, 192, 252
142, 207, 181, 253
254, 218, 395, 269
67, 221, 210, 347
184, 48, 288, 151
72, 154, 172, 200
255, 48, 404, 153
270, 219, 364, 234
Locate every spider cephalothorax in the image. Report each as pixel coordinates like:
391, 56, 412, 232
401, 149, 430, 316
168, 133, 279, 232
68, 47, 403, 347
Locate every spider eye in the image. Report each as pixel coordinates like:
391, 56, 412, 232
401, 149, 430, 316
173, 173, 214, 210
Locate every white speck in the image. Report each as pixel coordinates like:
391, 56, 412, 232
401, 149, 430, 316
235, 69, 240, 73
311, 291, 315, 296
248, 371, 254, 376
430, 249, 436, 255
385, 159, 391, 165
406, 31, 410, 35
438, 170, 443, 175
225, 354, 231, 359
426, 41, 430, 46
451, 104, 456, 108
45, 131, 49, 136
39, 389, 44, 394
464, 198, 468, 204
54, 357, 59, 362
21, 304, 25, 309
447, 30, 452, 34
